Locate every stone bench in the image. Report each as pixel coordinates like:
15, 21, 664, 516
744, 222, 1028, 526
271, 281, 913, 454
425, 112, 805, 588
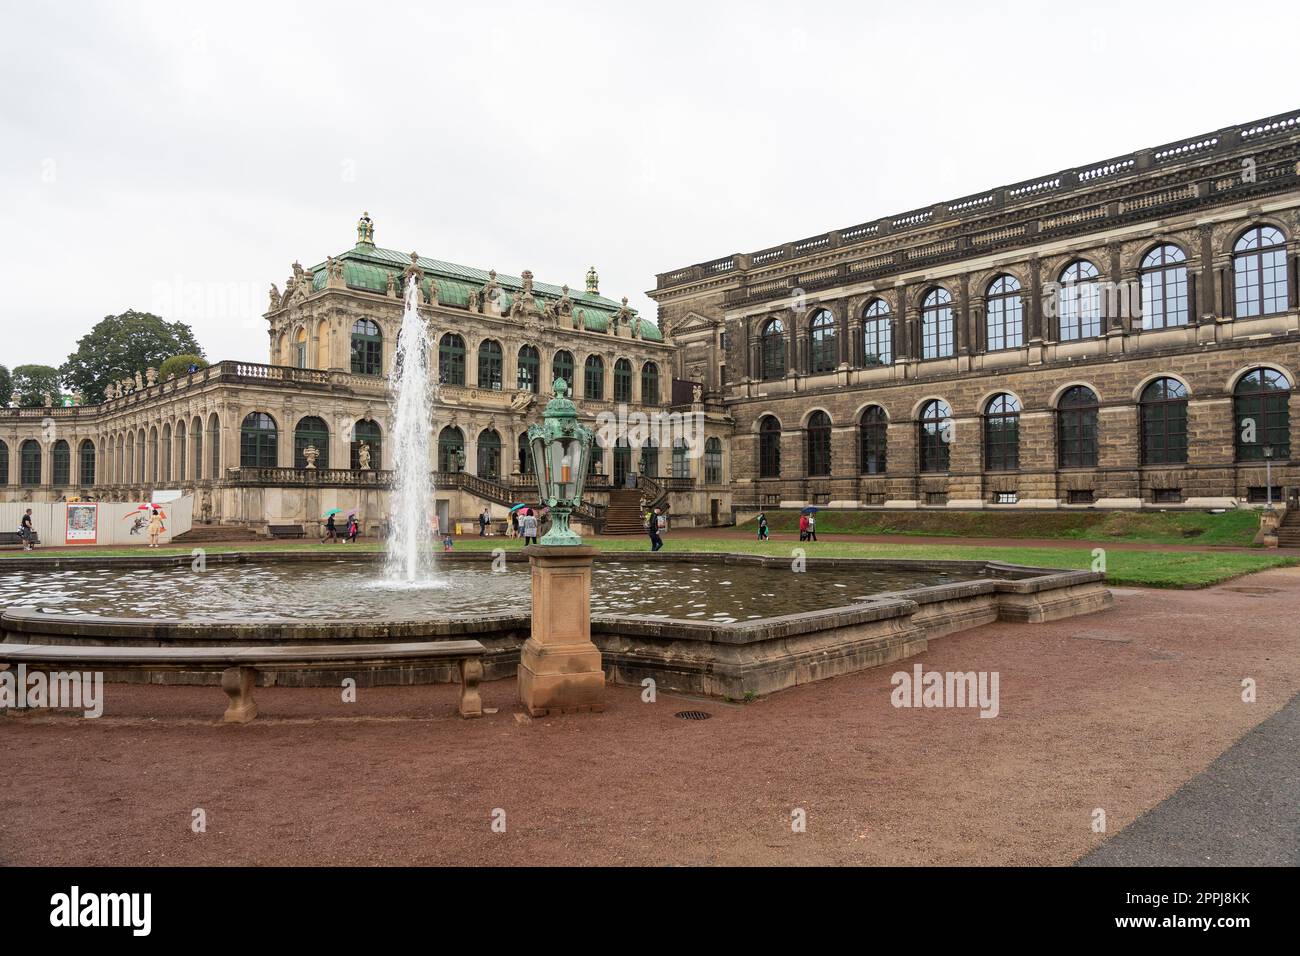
0, 531, 40, 548
268, 524, 306, 539
0, 640, 486, 722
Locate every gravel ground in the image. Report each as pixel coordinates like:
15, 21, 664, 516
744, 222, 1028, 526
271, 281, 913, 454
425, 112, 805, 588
3, 567, 1298, 866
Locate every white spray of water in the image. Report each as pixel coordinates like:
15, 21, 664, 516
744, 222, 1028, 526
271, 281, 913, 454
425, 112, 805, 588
383, 276, 436, 583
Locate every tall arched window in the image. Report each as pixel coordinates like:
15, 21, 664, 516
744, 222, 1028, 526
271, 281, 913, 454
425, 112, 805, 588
704, 437, 723, 484
20, 440, 41, 485
809, 309, 838, 373
614, 358, 633, 402
983, 394, 1021, 472
52, 440, 70, 486
176, 422, 187, 481
640, 437, 660, 478
759, 416, 781, 478
439, 333, 466, 386
760, 318, 786, 379
136, 430, 145, 481
192, 418, 203, 480
1140, 378, 1189, 465
162, 425, 174, 482
671, 438, 690, 479
1234, 226, 1288, 318
641, 362, 660, 404
208, 413, 221, 478
517, 345, 540, 393
293, 327, 308, 368
0, 440, 7, 484
477, 428, 501, 478
986, 275, 1023, 350
1140, 245, 1189, 328
438, 426, 465, 472
552, 350, 574, 387
79, 440, 95, 486
584, 355, 605, 399
240, 412, 278, 468
294, 416, 329, 470
806, 411, 832, 476
517, 431, 532, 475
1234, 367, 1290, 461
351, 419, 382, 470
350, 319, 382, 375
859, 406, 887, 474
918, 400, 952, 472
148, 426, 159, 483
478, 339, 503, 390
862, 299, 892, 367
921, 289, 954, 359
1059, 260, 1102, 340
1057, 386, 1099, 468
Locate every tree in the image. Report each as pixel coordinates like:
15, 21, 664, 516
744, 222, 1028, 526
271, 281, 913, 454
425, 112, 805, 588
158, 354, 210, 382
11, 364, 63, 407
0, 365, 11, 405
61, 310, 205, 405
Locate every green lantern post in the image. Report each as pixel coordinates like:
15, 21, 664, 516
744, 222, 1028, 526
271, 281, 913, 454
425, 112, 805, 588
517, 377, 605, 716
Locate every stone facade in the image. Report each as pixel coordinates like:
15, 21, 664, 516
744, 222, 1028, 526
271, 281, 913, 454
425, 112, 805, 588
649, 107, 1300, 510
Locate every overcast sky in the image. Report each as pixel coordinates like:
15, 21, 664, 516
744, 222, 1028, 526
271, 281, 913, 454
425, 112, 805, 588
2, 0, 1296, 370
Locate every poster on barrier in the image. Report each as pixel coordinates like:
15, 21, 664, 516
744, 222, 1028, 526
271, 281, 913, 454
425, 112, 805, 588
66, 502, 98, 544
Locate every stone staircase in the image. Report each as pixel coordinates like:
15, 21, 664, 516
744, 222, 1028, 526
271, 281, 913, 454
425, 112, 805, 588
172, 524, 265, 545
602, 489, 646, 535
1276, 509, 1300, 548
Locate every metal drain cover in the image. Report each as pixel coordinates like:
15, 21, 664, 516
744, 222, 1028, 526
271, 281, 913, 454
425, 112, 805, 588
674, 710, 713, 721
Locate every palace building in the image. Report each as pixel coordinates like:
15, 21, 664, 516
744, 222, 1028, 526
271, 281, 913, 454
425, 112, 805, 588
650, 107, 1300, 512
3, 107, 1300, 536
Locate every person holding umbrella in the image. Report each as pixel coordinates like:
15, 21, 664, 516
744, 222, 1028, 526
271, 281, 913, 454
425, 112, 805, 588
322, 508, 340, 544
146, 508, 166, 548
756, 512, 769, 541
800, 506, 819, 542
798, 511, 809, 541
346, 511, 360, 544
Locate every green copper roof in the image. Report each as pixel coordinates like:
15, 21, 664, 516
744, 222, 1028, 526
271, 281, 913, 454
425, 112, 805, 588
307, 244, 662, 342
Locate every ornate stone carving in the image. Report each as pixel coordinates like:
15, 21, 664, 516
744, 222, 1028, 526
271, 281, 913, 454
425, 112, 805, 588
146, 368, 157, 387
268, 283, 282, 311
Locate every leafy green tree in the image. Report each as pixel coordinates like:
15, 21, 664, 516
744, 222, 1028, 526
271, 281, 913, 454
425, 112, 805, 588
11, 364, 63, 406
158, 354, 210, 381
0, 365, 11, 405
60, 310, 205, 404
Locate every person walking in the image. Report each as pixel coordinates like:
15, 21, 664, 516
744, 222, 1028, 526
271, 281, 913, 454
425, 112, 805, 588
647, 507, 664, 552
346, 514, 359, 544
479, 508, 490, 537
509, 510, 519, 539
19, 508, 36, 551
323, 513, 338, 544
146, 508, 165, 548
756, 512, 769, 541
798, 512, 809, 542
807, 512, 817, 542
521, 510, 538, 546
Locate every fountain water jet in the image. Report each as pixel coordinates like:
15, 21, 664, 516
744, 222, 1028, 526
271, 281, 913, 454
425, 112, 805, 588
382, 277, 437, 584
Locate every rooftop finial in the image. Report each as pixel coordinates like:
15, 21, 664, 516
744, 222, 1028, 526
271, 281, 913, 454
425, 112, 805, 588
586, 265, 599, 295
357, 211, 375, 246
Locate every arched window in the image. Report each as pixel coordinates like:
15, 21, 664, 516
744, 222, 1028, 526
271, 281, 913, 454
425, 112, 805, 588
477, 428, 501, 478
148, 426, 159, 483
809, 309, 838, 373
921, 289, 954, 359
517, 431, 532, 475
671, 438, 690, 479
1057, 386, 1099, 468
612, 438, 632, 487
192, 418, 203, 480
759, 416, 782, 478
986, 276, 1023, 350
209, 413, 221, 478
439, 333, 466, 386
294, 327, 308, 369
350, 319, 382, 375
614, 358, 633, 402
478, 339, 503, 390
639, 437, 660, 478
584, 355, 604, 399
160, 424, 172, 482
351, 419, 382, 470
1140, 378, 1189, 465
294, 416, 330, 470
704, 437, 723, 484
124, 434, 134, 483
1234, 367, 1290, 461
641, 362, 660, 404
176, 422, 186, 481
0, 440, 7, 484
552, 350, 574, 387
52, 440, 70, 486
438, 426, 465, 472
1140, 245, 1189, 329
806, 411, 832, 476
79, 440, 95, 486
1234, 226, 1288, 318
859, 406, 887, 474
761, 318, 786, 380
517, 345, 540, 393
136, 429, 145, 480
240, 412, 278, 468
20, 439, 42, 485
862, 299, 892, 367
1059, 260, 1102, 340
918, 400, 952, 472
984, 394, 1021, 472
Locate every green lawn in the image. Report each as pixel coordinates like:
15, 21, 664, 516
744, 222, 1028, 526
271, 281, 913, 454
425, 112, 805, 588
743, 507, 1262, 547
4, 536, 1294, 590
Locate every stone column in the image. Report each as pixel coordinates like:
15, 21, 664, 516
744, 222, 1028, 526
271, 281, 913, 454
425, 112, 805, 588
518, 545, 605, 716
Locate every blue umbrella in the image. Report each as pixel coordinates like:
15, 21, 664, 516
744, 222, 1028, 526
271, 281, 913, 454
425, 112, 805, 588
509, 503, 528, 512
800, 506, 818, 515
322, 508, 343, 517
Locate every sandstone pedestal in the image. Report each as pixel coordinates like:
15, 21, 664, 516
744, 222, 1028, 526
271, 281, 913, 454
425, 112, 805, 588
518, 545, 605, 716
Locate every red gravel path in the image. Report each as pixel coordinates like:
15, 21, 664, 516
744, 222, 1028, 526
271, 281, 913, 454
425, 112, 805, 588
3, 568, 1297, 866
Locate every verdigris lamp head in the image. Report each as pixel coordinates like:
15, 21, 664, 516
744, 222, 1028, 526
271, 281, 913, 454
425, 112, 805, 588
526, 377, 594, 546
